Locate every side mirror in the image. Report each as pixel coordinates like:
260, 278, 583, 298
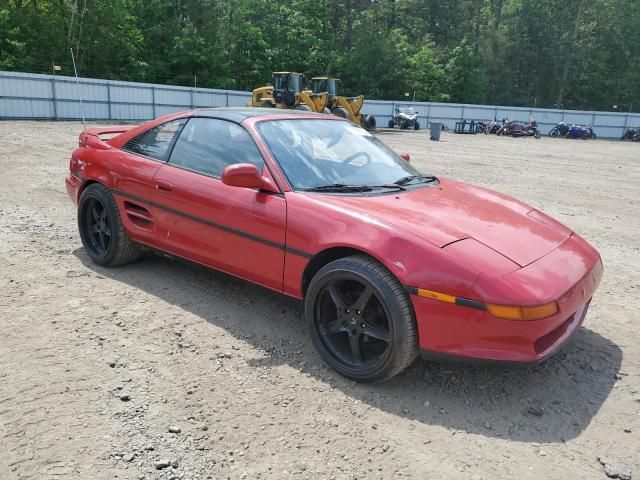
400, 153, 410, 162
221, 163, 279, 193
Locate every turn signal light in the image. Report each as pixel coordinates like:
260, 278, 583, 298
417, 288, 456, 304
486, 302, 558, 321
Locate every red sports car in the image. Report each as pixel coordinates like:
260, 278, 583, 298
66, 108, 603, 382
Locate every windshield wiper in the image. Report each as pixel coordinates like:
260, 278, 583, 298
394, 175, 438, 186
302, 184, 373, 193
367, 184, 407, 191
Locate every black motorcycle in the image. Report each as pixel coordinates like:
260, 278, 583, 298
621, 127, 640, 141
483, 118, 506, 134
550, 122, 596, 139
549, 122, 571, 137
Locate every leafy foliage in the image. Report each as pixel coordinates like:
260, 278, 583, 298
0, 0, 638, 110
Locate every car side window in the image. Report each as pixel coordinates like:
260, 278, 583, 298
168, 118, 264, 177
123, 118, 186, 161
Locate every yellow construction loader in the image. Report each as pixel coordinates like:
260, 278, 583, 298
249, 72, 328, 113
310, 76, 376, 130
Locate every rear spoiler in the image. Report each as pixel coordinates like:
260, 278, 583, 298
79, 125, 136, 149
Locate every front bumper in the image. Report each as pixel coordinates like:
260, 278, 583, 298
412, 238, 603, 363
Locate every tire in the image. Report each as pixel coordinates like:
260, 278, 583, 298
331, 107, 349, 119
294, 104, 312, 111
550, 128, 559, 137
388, 119, 395, 128
362, 115, 376, 130
305, 255, 418, 382
414, 121, 420, 130
78, 183, 142, 267
534, 129, 541, 139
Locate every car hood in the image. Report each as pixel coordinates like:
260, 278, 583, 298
306, 178, 572, 267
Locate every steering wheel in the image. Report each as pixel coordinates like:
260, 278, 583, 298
342, 151, 371, 167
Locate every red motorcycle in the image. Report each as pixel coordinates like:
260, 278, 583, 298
497, 120, 541, 139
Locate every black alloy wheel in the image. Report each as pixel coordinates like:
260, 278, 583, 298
306, 255, 417, 382
83, 197, 111, 256
316, 278, 391, 366
78, 183, 141, 267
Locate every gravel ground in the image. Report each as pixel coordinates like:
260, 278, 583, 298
0, 121, 638, 480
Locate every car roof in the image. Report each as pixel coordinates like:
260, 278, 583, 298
192, 107, 322, 122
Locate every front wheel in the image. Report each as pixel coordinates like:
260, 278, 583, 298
331, 107, 349, 119
305, 255, 418, 382
78, 183, 142, 267
388, 119, 395, 128
414, 121, 420, 130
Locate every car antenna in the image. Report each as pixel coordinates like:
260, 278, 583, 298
70, 47, 86, 130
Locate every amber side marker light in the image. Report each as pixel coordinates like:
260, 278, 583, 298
485, 302, 558, 321
415, 288, 558, 321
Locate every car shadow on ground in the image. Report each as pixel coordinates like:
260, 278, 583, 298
75, 249, 621, 444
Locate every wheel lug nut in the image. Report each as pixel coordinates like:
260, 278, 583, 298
361, 323, 365, 328
356, 310, 361, 315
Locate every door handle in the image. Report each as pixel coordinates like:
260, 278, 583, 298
155, 180, 173, 192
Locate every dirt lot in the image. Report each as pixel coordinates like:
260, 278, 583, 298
1, 121, 638, 480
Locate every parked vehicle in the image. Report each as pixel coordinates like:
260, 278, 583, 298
621, 127, 640, 141
388, 106, 420, 130
249, 72, 328, 113
483, 119, 505, 134
476, 120, 492, 133
550, 122, 596, 139
567, 125, 596, 140
310, 76, 376, 130
66, 108, 602, 382
549, 122, 571, 137
497, 120, 541, 138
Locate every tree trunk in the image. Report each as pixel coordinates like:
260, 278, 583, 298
345, 0, 353, 49
493, 0, 504, 29
556, 0, 584, 107
473, 0, 481, 55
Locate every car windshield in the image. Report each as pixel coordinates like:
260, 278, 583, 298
257, 119, 428, 190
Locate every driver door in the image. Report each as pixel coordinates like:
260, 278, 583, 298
150, 117, 286, 291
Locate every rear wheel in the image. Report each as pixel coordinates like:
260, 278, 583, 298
362, 115, 376, 130
388, 119, 395, 128
549, 128, 559, 137
305, 255, 418, 382
78, 183, 141, 267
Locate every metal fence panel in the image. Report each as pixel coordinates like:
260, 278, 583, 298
1, 98, 53, 118
227, 92, 251, 107
627, 115, 640, 128
1, 71, 638, 138
109, 84, 153, 105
